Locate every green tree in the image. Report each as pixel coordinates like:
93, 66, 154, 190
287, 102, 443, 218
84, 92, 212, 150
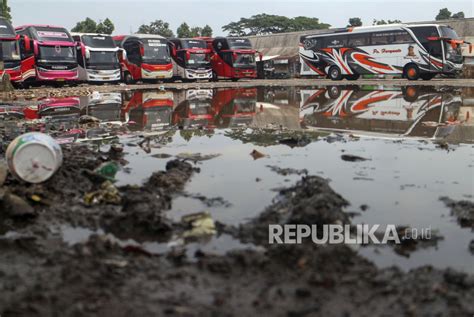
0, 0, 11, 22
190, 26, 202, 37
436, 8, 452, 20
137, 20, 174, 37
201, 25, 213, 37
177, 22, 192, 38
222, 13, 329, 36
71, 17, 98, 33
348, 17, 362, 27
451, 11, 465, 19
96, 18, 114, 34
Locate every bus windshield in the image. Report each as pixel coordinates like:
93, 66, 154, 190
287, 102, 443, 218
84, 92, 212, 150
82, 35, 116, 48
143, 39, 170, 63
234, 53, 255, 68
88, 51, 118, 65
39, 45, 75, 61
182, 40, 207, 49
0, 40, 20, 61
439, 26, 459, 39
187, 53, 210, 68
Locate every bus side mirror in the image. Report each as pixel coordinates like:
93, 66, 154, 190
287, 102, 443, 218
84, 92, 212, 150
139, 44, 145, 56
232, 52, 238, 60
186, 51, 190, 60
85, 49, 91, 60
24, 35, 31, 52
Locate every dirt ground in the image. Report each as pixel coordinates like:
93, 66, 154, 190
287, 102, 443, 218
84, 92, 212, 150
0, 133, 473, 316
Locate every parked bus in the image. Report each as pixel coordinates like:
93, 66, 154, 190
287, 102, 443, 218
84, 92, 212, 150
201, 37, 257, 81
72, 33, 120, 83
0, 17, 21, 83
15, 25, 78, 84
168, 38, 212, 81
299, 24, 469, 81
113, 34, 172, 84
172, 89, 214, 127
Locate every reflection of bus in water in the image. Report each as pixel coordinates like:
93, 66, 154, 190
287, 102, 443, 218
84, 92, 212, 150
80, 92, 122, 122
121, 90, 174, 131
172, 89, 214, 128
212, 88, 257, 128
300, 86, 461, 138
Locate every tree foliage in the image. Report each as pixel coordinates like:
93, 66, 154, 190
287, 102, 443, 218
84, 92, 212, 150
372, 19, 402, 25
71, 17, 115, 34
137, 20, 175, 37
348, 17, 362, 27
435, 8, 465, 20
222, 13, 330, 36
177, 22, 211, 38
201, 25, 213, 37
0, 0, 11, 22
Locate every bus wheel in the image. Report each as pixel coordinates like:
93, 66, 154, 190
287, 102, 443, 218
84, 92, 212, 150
346, 74, 360, 81
231, 78, 239, 82
328, 66, 343, 81
124, 72, 135, 85
420, 73, 435, 81
404, 64, 420, 81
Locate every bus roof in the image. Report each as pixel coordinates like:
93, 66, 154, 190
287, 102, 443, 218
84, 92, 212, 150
134, 33, 166, 39
15, 24, 66, 30
70, 32, 113, 37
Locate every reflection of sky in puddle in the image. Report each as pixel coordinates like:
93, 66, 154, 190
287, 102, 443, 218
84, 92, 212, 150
116, 130, 473, 273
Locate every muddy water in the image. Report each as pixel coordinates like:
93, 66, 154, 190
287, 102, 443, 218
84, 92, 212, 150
3, 84, 473, 273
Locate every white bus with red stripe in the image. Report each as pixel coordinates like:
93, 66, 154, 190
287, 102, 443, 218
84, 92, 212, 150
299, 24, 471, 81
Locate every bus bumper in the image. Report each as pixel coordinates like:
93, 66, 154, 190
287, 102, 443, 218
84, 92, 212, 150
86, 69, 121, 82
142, 68, 173, 80
36, 68, 79, 82
185, 69, 212, 80
233, 69, 257, 78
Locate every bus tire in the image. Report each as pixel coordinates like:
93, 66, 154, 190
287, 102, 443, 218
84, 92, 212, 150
420, 73, 435, 81
124, 72, 135, 85
404, 64, 420, 81
327, 86, 341, 99
328, 66, 343, 81
231, 78, 239, 82
346, 74, 360, 81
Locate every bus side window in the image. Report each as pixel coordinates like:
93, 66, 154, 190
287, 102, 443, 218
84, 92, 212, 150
347, 34, 369, 47
408, 26, 442, 58
371, 33, 390, 45
393, 32, 413, 44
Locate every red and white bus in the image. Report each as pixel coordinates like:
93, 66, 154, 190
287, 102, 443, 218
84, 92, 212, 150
168, 38, 212, 81
0, 17, 21, 83
114, 34, 172, 84
15, 25, 78, 84
299, 24, 470, 81
201, 37, 257, 81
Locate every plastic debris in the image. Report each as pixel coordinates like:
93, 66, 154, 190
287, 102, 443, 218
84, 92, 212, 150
84, 181, 121, 205
250, 149, 266, 160
94, 162, 119, 181
182, 212, 216, 238
6, 132, 63, 183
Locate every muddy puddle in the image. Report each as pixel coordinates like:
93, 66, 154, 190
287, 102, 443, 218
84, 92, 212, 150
0, 84, 473, 315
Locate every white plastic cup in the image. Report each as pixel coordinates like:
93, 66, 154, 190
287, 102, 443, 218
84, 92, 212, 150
6, 132, 63, 183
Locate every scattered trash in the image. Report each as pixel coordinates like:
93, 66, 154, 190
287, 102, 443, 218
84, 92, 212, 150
6, 132, 63, 183
250, 149, 266, 160
94, 162, 119, 182
341, 154, 370, 162
84, 181, 121, 205
176, 152, 221, 162
182, 212, 216, 238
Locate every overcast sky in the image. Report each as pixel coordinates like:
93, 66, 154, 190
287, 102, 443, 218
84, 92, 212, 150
10, 0, 473, 35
